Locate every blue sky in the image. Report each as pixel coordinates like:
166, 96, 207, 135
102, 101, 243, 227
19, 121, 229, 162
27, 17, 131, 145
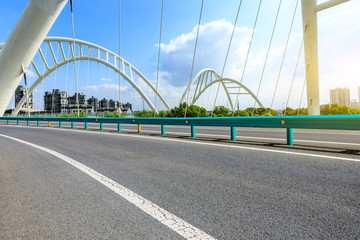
1, 0, 359, 111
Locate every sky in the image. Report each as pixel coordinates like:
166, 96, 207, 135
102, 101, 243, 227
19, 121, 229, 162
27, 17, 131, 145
0, 0, 359, 111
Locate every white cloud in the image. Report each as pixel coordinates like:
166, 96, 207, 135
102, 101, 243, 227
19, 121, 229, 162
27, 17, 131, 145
159, 19, 253, 88
157, 19, 305, 109
100, 77, 112, 82
26, 69, 36, 78
319, 5, 360, 23
82, 83, 127, 92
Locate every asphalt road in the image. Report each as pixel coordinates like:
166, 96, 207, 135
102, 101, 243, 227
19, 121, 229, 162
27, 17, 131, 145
0, 124, 359, 239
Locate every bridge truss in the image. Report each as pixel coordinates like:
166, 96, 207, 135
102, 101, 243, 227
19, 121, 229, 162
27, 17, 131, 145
0, 37, 171, 116
180, 68, 263, 112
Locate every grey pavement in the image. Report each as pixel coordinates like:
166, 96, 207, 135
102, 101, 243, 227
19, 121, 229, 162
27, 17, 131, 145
0, 125, 359, 239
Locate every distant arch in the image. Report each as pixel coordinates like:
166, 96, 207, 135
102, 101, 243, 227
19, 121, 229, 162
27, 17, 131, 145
180, 68, 263, 110
0, 37, 170, 116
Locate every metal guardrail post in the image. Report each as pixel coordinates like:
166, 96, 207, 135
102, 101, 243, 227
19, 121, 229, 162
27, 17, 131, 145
59, 121, 62, 128
48, 122, 51, 127
231, 126, 236, 141
138, 124, 141, 133
191, 125, 196, 138
85, 122, 88, 129
100, 123, 103, 131
161, 125, 165, 135
16, 120, 19, 125
37, 121, 40, 127
71, 122, 74, 128
7, 120, 9, 125
287, 128, 293, 146
27, 120, 29, 126
117, 123, 121, 132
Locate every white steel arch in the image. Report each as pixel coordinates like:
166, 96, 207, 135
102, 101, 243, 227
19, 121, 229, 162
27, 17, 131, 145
180, 68, 263, 111
0, 37, 170, 116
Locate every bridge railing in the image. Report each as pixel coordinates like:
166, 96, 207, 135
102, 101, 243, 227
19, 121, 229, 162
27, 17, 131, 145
1, 115, 360, 145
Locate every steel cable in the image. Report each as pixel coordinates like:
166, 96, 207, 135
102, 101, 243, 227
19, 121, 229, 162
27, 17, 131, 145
154, 0, 164, 117
233, 0, 263, 116
251, 0, 282, 116
184, 0, 204, 117
211, 0, 243, 117
268, 0, 299, 115
284, 40, 303, 116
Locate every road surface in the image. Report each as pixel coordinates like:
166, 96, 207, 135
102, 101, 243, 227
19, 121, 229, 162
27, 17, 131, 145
0, 123, 359, 239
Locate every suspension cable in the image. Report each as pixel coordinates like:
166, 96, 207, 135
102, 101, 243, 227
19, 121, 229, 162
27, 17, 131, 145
184, 0, 204, 118
211, 0, 243, 117
284, 40, 303, 116
297, 73, 307, 116
268, 0, 299, 115
69, 0, 79, 117
118, 0, 121, 117
154, 0, 164, 117
232, 0, 263, 116
251, 0, 282, 116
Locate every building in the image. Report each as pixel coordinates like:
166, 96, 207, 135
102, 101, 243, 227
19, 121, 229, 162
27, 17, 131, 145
15, 85, 33, 109
44, 89, 69, 113
121, 102, 132, 113
87, 96, 99, 112
42, 89, 132, 114
350, 99, 359, 108
329, 87, 350, 107
358, 86, 360, 104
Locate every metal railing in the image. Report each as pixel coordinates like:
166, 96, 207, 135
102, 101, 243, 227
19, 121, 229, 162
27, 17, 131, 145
1, 115, 360, 145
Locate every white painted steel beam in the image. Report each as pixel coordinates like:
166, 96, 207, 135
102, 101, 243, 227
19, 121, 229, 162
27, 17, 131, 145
0, 0, 68, 116
3, 37, 171, 115
315, 0, 351, 12
301, 0, 351, 115
301, 0, 320, 115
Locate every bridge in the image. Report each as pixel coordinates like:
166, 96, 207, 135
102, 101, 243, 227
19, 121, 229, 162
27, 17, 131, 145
0, 0, 359, 239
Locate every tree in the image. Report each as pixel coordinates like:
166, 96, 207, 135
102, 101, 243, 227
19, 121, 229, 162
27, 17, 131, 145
233, 110, 249, 116
282, 107, 296, 116
134, 110, 153, 117
212, 106, 229, 117
156, 110, 170, 117
168, 103, 208, 117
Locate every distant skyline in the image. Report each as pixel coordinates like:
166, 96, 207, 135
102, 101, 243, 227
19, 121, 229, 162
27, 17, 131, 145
1, 0, 360, 111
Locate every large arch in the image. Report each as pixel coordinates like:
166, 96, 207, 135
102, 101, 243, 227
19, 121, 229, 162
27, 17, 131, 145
180, 68, 263, 111
0, 37, 170, 116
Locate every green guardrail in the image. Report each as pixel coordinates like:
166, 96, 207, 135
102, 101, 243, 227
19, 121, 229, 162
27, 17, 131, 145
1, 115, 360, 146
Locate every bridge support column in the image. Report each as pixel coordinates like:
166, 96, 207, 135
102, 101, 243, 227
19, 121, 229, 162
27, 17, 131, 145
231, 126, 236, 141
191, 126, 196, 138
301, 0, 320, 115
161, 125, 165, 135
85, 122, 88, 129
100, 123, 103, 131
0, 0, 68, 116
287, 128, 294, 146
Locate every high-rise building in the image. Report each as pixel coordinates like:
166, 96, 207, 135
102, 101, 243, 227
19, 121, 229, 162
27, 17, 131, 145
42, 89, 132, 114
87, 96, 99, 112
44, 89, 69, 113
329, 87, 350, 107
15, 85, 33, 109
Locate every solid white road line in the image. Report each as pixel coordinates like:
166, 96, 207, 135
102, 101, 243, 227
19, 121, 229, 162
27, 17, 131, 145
0, 133, 215, 240
1, 124, 360, 163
